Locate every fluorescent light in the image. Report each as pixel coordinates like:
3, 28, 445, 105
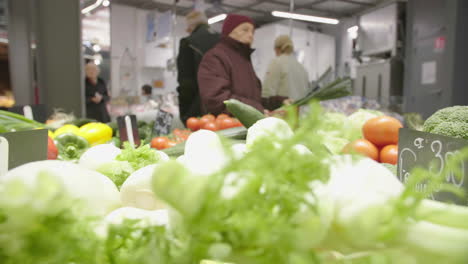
271, 11, 339, 25
82, 0, 104, 14
208, 14, 227, 25
347, 26, 358, 33
93, 44, 101, 52
102, 0, 110, 7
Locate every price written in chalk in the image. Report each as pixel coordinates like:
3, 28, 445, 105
398, 129, 468, 205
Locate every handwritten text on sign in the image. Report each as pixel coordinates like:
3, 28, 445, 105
397, 128, 468, 205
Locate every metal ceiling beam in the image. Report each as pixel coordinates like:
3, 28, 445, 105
353, 0, 398, 17
292, 0, 374, 18
220, 1, 335, 18
113, 0, 193, 14
338, 0, 375, 7
229, 0, 270, 13
297, 0, 328, 9
249, 0, 328, 10
219, 3, 270, 15
111, 0, 375, 21
268, 0, 291, 7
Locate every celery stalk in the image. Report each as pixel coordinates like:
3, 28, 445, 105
416, 199, 468, 229
403, 221, 468, 261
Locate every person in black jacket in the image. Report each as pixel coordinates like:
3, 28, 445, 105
85, 63, 110, 122
176, 10, 220, 124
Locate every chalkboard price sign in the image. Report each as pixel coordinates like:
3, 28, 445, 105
397, 128, 468, 205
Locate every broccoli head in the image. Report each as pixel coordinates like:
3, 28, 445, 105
423, 106, 468, 139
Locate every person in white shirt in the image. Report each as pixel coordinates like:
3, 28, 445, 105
262, 35, 309, 110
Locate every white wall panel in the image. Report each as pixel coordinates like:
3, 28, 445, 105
253, 22, 336, 84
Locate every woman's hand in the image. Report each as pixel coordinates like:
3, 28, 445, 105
91, 93, 103, 104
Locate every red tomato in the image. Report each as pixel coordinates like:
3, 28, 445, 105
216, 114, 229, 120
181, 129, 191, 137
47, 137, 58, 160
151, 137, 169, 150
167, 140, 177, 148
342, 139, 379, 161
363, 116, 403, 147
219, 118, 236, 130
201, 121, 219, 131
202, 114, 216, 122
186, 117, 200, 131
178, 133, 190, 141
232, 118, 243, 127
172, 128, 190, 143
199, 116, 213, 127
215, 117, 224, 127
380, 145, 398, 165
173, 128, 182, 136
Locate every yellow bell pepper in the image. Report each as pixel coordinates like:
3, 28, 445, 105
79, 122, 113, 146
54, 124, 81, 138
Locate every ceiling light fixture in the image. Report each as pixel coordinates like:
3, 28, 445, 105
271, 11, 339, 25
102, 0, 110, 7
81, 0, 104, 14
208, 14, 227, 25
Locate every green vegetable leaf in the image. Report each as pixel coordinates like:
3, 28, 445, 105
0, 173, 104, 264
97, 161, 134, 188
153, 103, 330, 264
116, 142, 161, 171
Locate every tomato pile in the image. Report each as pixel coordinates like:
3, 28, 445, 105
343, 116, 403, 165
150, 128, 191, 150
150, 114, 243, 150
186, 114, 243, 132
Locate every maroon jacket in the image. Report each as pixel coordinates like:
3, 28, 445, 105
197, 36, 264, 115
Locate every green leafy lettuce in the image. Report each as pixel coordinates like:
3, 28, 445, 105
99, 143, 163, 188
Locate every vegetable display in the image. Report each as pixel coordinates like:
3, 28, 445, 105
47, 136, 58, 160
53, 124, 81, 138
342, 138, 379, 161
404, 112, 425, 131
1, 103, 468, 264
186, 112, 243, 132
3, 160, 121, 216
423, 105, 468, 140
292, 77, 352, 106
137, 120, 155, 144
54, 133, 90, 161
79, 142, 168, 188
343, 115, 402, 164
362, 116, 403, 147
120, 165, 168, 210
79, 122, 113, 146
224, 99, 265, 128
156, 113, 246, 154
0, 110, 45, 133
315, 109, 383, 155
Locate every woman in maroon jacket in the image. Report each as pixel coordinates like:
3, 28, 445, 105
197, 14, 264, 115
